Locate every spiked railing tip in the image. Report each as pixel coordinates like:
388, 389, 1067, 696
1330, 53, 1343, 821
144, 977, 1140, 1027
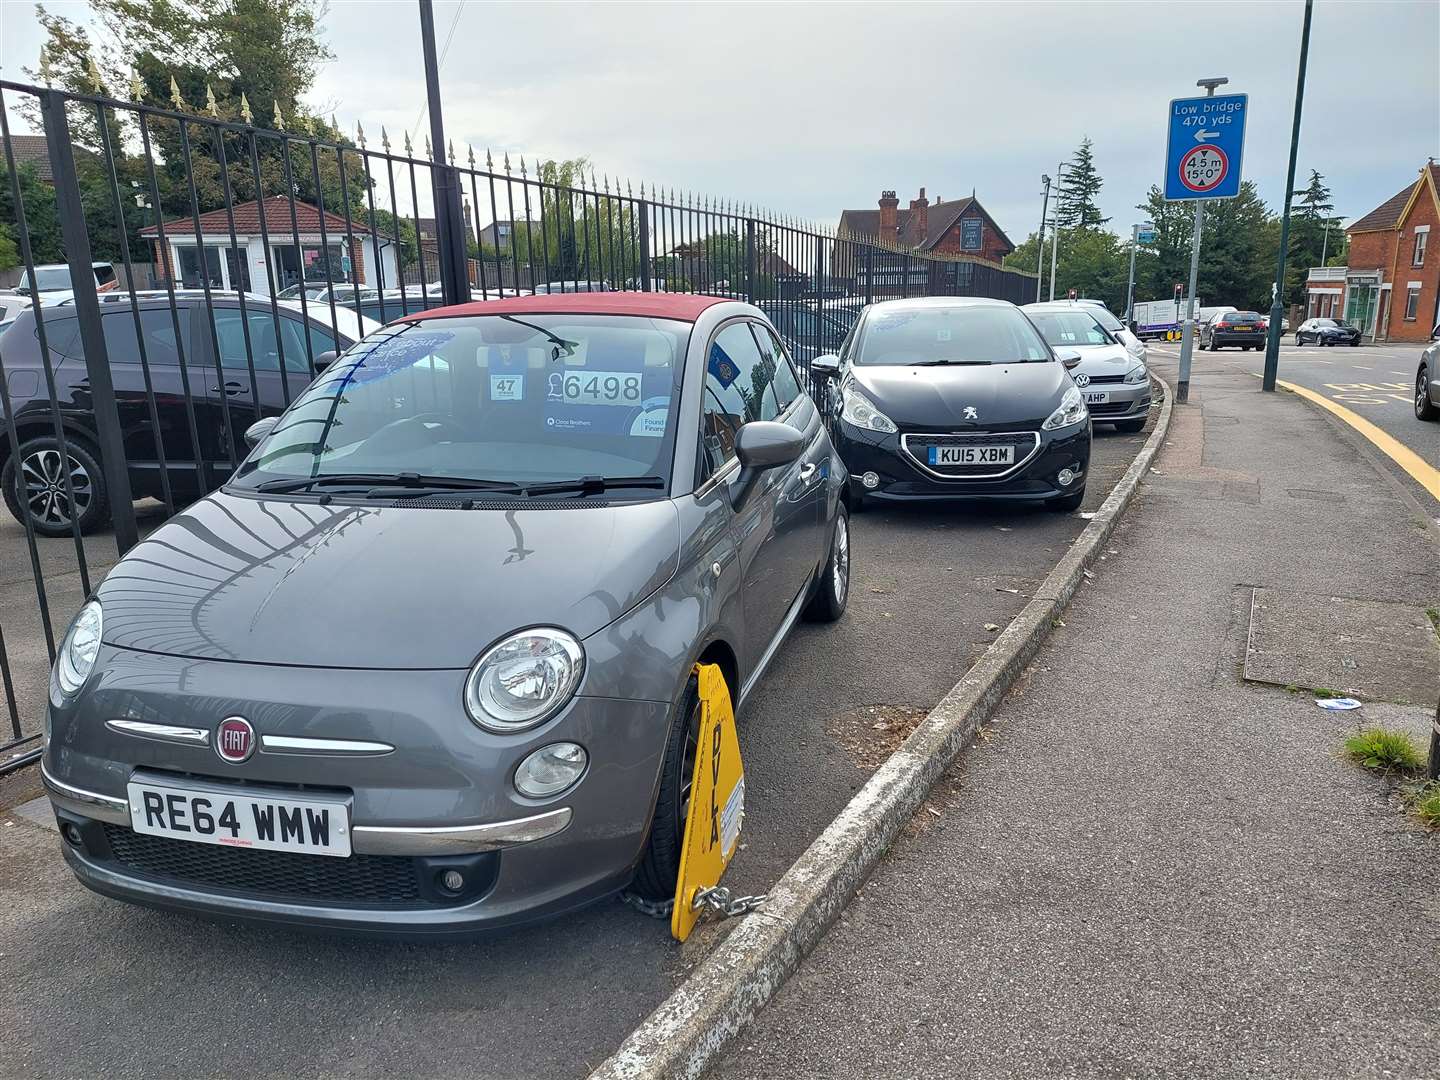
273, 102, 286, 131
402, 130, 412, 154
355, 119, 365, 147
240, 92, 253, 125
205, 84, 219, 118
449, 139, 456, 166
485, 147, 493, 169
519, 155, 527, 177
38, 49, 53, 87
503, 151, 511, 173
86, 56, 103, 94
381, 125, 391, 152
169, 75, 185, 110
129, 70, 145, 102
468, 144, 476, 168
424, 134, 432, 160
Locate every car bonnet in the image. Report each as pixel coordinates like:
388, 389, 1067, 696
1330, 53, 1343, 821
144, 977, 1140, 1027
95, 490, 682, 668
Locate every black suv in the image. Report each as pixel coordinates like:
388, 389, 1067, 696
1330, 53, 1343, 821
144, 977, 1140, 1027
0, 292, 370, 535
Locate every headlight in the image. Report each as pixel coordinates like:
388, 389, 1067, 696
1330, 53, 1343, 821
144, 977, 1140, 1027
514, 742, 588, 798
55, 600, 102, 698
1123, 365, 1148, 385
840, 382, 898, 433
464, 628, 584, 733
1042, 385, 1088, 431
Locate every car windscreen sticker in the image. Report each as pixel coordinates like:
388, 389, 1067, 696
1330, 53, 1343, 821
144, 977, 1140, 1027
544, 347, 666, 436
342, 329, 455, 383
489, 350, 525, 401
936, 327, 952, 342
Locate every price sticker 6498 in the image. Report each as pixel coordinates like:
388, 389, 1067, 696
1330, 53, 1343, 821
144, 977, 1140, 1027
562, 370, 643, 406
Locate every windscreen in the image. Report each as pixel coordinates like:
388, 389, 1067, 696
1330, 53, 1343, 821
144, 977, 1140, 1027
855, 305, 1052, 365
1026, 310, 1113, 348
231, 313, 690, 489
18, 267, 72, 292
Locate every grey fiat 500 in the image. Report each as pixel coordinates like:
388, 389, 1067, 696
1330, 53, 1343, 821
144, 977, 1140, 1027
42, 292, 850, 936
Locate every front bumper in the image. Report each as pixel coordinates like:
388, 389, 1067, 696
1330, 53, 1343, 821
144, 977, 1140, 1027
836, 418, 1091, 503
1081, 380, 1152, 423
43, 645, 672, 937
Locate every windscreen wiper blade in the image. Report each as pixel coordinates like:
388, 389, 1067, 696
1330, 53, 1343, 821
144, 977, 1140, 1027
911, 359, 992, 366
255, 472, 521, 495
520, 475, 667, 498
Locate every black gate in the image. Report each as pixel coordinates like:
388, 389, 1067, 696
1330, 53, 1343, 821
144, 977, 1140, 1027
0, 76, 1035, 773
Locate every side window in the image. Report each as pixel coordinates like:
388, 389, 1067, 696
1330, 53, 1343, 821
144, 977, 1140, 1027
276, 317, 335, 374
751, 323, 802, 415
100, 309, 185, 366
700, 323, 766, 478
94, 265, 117, 287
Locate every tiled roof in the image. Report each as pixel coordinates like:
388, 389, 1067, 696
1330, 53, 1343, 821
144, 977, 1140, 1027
837, 196, 1013, 254
3, 134, 96, 182
1348, 183, 1416, 233
140, 196, 371, 237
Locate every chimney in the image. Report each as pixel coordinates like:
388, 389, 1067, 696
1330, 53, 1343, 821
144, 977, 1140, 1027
908, 186, 929, 241
878, 190, 899, 244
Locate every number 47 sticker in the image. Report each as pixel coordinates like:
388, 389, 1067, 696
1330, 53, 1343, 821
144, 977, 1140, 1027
490, 374, 523, 401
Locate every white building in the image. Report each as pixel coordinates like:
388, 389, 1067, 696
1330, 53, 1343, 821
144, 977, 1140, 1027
142, 196, 398, 296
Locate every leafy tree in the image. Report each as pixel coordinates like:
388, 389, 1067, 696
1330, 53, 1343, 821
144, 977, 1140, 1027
1003, 227, 1127, 310
1056, 138, 1109, 229
508, 159, 642, 286
0, 162, 63, 266
1133, 181, 1276, 310
1285, 169, 1346, 298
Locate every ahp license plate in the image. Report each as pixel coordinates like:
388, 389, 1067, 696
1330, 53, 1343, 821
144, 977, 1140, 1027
929, 444, 1014, 466
1083, 391, 1110, 405
126, 780, 351, 857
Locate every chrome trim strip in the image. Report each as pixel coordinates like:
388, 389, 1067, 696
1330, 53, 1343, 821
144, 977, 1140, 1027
694, 456, 741, 500
260, 735, 396, 756
899, 431, 1042, 481
351, 807, 572, 856
105, 719, 210, 745
40, 762, 131, 826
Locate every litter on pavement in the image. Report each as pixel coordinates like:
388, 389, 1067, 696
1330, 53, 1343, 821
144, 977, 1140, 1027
1315, 697, 1364, 711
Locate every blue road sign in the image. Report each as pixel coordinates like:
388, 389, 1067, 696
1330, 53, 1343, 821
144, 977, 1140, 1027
1165, 93, 1247, 201
1137, 229, 1157, 244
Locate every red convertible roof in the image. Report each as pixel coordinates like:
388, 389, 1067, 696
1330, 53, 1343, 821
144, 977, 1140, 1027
399, 291, 734, 323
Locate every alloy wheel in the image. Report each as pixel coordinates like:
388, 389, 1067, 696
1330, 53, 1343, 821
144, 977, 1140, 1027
832, 514, 850, 605
19, 448, 92, 529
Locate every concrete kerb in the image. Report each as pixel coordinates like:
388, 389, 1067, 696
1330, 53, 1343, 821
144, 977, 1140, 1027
590, 377, 1176, 1080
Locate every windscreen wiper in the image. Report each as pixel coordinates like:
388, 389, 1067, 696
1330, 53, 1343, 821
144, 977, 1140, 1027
254, 472, 521, 495
911, 359, 992, 366
520, 475, 667, 498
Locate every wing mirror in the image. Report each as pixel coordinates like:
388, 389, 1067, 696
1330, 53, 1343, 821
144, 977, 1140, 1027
811, 353, 841, 379
312, 350, 339, 373
243, 415, 279, 449
729, 420, 806, 507
1056, 348, 1083, 370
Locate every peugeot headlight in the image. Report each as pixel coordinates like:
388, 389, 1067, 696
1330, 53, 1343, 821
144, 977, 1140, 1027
840, 382, 898, 434
464, 628, 584, 733
54, 599, 102, 699
1042, 385, 1088, 431
1123, 365, 1148, 385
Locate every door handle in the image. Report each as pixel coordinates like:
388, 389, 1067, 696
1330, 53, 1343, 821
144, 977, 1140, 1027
799, 463, 818, 483
211, 381, 247, 396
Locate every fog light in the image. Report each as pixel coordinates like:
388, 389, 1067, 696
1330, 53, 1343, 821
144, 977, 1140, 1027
514, 741, 588, 798
860, 471, 880, 490
60, 822, 83, 848
1058, 468, 1077, 487
440, 869, 465, 893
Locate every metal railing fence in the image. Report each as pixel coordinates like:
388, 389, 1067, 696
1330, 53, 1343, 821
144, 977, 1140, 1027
0, 77, 1034, 772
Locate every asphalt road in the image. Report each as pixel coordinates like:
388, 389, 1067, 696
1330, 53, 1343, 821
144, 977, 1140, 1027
1150, 339, 1437, 502
0, 411, 1156, 1079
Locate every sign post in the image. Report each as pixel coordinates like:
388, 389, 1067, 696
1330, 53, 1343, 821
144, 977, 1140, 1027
1124, 222, 1154, 326
1165, 79, 1247, 403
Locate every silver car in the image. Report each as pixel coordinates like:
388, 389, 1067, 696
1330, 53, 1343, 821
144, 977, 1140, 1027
1023, 303, 1152, 432
41, 292, 850, 936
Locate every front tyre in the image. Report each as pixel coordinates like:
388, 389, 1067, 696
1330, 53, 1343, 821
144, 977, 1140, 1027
804, 505, 850, 623
1, 434, 109, 537
631, 673, 703, 902
1417, 367, 1439, 421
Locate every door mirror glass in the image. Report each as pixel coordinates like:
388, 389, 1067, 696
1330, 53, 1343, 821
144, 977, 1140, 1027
243, 415, 279, 449
811, 353, 841, 378
312, 349, 339, 373
1056, 348, 1083, 370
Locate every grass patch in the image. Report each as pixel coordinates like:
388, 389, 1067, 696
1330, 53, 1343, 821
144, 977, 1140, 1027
1343, 728, 1424, 774
1411, 786, 1440, 828
1312, 687, 1343, 699
1426, 607, 1439, 637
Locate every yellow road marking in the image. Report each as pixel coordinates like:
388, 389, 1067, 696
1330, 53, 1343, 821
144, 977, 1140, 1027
1273, 377, 1439, 501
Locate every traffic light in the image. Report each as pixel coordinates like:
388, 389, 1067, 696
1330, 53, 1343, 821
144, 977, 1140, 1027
1174, 283, 1183, 301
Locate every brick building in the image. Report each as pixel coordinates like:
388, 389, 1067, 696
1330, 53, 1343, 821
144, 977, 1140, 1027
1303, 162, 1440, 342
836, 188, 1015, 265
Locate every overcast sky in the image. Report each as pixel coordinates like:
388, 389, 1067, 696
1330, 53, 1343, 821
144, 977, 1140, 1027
3, 0, 1437, 241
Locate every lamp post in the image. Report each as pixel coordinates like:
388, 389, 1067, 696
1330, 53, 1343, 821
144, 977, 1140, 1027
1035, 174, 1051, 303
1175, 76, 1228, 405
1263, 0, 1315, 392
1048, 162, 1068, 302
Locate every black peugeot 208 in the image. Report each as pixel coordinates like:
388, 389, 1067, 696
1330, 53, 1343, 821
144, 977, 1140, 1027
812, 297, 1092, 512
